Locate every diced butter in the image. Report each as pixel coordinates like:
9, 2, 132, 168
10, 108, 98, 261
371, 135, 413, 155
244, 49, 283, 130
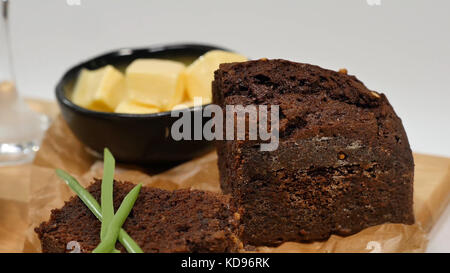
171, 101, 195, 111
184, 50, 247, 101
126, 59, 185, 111
171, 97, 212, 111
115, 99, 160, 114
72, 65, 126, 112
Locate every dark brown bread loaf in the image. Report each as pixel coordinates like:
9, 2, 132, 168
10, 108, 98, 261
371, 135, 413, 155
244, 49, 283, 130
212, 59, 414, 246
35, 180, 242, 253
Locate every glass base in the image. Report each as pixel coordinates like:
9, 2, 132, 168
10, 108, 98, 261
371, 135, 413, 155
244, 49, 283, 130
0, 141, 40, 166
0, 113, 51, 166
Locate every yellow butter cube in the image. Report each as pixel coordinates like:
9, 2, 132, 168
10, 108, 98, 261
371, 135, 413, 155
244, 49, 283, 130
126, 59, 185, 111
184, 50, 247, 101
171, 101, 195, 111
171, 97, 212, 111
115, 100, 160, 114
72, 65, 126, 112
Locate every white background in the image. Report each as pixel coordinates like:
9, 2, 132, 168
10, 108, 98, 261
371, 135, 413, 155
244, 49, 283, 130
7, 0, 450, 252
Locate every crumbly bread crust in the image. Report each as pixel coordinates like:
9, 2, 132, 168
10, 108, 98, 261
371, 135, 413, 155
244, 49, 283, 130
213, 59, 414, 245
35, 180, 241, 253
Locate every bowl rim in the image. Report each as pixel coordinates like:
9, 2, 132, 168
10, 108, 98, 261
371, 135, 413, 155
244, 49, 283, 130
55, 43, 228, 119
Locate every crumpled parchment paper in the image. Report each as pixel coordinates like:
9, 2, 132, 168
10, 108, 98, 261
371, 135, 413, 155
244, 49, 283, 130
2, 115, 449, 253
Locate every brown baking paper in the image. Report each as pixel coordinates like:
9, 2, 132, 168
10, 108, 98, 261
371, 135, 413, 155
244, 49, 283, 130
1, 114, 449, 253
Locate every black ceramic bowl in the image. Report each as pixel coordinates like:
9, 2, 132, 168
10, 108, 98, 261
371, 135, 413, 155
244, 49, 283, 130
56, 43, 225, 164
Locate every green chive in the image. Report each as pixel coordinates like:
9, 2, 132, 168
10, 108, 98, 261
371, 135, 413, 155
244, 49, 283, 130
93, 184, 142, 253
56, 169, 102, 219
101, 148, 115, 241
55, 169, 143, 253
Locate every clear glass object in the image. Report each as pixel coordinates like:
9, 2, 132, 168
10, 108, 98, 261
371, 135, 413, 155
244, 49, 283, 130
0, 0, 49, 166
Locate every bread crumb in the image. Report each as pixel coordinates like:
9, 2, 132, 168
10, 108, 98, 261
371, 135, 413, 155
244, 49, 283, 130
371, 91, 381, 98
338, 68, 348, 74
234, 212, 241, 221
